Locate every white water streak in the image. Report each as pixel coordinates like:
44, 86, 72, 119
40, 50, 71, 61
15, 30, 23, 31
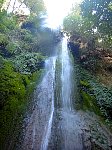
41, 57, 56, 150
61, 37, 73, 111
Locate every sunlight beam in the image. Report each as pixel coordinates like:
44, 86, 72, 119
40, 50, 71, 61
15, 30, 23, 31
44, 0, 82, 29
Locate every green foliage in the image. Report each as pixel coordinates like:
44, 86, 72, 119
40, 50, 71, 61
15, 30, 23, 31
0, 60, 26, 108
80, 90, 101, 115
6, 42, 17, 53
80, 68, 112, 119
81, 0, 112, 47
90, 81, 112, 119
0, 11, 20, 56
23, 0, 46, 14
0, 55, 4, 68
0, 10, 18, 33
63, 4, 95, 38
0, 58, 43, 148
13, 52, 45, 74
21, 30, 33, 42
26, 69, 43, 96
0, 0, 5, 9
63, 0, 112, 47
80, 76, 101, 116
80, 80, 90, 88
7, 29, 36, 54
0, 3, 56, 148
0, 33, 8, 45
63, 5, 83, 34
0, 10, 57, 57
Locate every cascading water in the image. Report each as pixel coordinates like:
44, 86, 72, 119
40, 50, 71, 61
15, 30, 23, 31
60, 37, 84, 150
40, 57, 56, 150
61, 36, 73, 111
20, 37, 85, 150
21, 57, 56, 150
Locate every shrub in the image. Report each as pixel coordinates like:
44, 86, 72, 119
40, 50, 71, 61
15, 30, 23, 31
13, 52, 45, 74
0, 33, 8, 46
80, 68, 112, 119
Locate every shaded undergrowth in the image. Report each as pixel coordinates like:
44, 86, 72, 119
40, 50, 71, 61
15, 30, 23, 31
79, 67, 112, 129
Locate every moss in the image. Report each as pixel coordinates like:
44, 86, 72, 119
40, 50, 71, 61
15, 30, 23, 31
0, 59, 43, 149
80, 90, 102, 116
0, 60, 26, 107
80, 80, 90, 88
54, 58, 62, 108
22, 75, 31, 87
26, 69, 43, 96
79, 70, 102, 116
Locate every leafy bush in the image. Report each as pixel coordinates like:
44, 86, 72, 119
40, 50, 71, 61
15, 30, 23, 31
90, 82, 112, 119
13, 52, 45, 74
0, 55, 4, 69
6, 42, 18, 53
0, 10, 18, 33
80, 68, 112, 119
0, 33, 8, 46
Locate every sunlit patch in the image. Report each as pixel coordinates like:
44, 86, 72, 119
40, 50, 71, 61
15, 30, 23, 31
2, 0, 30, 15
44, 0, 82, 29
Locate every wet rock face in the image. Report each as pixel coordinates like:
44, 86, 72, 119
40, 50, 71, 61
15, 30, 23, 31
67, 41, 80, 58
37, 61, 45, 69
83, 112, 112, 150
21, 21, 35, 31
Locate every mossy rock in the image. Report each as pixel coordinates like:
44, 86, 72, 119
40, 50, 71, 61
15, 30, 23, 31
0, 59, 43, 149
81, 90, 101, 115
0, 61, 26, 108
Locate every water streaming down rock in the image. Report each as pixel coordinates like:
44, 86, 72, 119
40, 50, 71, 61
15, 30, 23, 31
21, 57, 56, 150
21, 38, 85, 150
47, 37, 85, 150
58, 37, 84, 150
40, 57, 56, 150
61, 37, 73, 111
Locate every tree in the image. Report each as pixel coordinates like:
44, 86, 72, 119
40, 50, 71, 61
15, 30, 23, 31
23, 0, 46, 15
0, 0, 5, 9
63, 5, 82, 34
81, 0, 112, 47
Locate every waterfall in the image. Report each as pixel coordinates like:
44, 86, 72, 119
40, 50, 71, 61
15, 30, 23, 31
21, 37, 84, 150
40, 57, 56, 150
21, 57, 56, 150
61, 37, 73, 111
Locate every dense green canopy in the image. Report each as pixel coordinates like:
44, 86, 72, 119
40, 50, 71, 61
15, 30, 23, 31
63, 0, 112, 48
